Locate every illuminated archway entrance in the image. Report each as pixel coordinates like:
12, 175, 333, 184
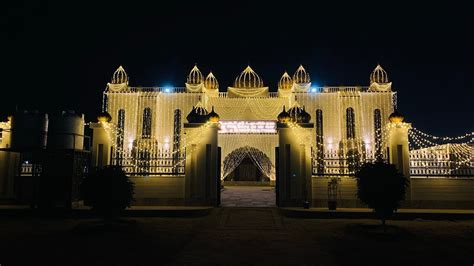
222, 146, 273, 182
220, 146, 275, 207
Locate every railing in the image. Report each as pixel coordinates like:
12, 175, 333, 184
20, 163, 42, 176
217, 92, 280, 98
311, 150, 379, 176
111, 150, 185, 176
107, 86, 382, 95
110, 87, 188, 93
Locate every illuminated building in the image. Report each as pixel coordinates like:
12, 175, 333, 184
99, 64, 398, 180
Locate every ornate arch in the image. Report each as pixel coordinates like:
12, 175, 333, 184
222, 146, 274, 181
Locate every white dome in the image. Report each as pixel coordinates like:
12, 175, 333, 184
111, 66, 128, 85
234, 66, 264, 88
278, 72, 293, 90
204, 72, 219, 90
293, 65, 310, 84
187, 65, 204, 85
370, 64, 389, 84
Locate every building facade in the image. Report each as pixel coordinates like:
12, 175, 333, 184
102, 64, 396, 179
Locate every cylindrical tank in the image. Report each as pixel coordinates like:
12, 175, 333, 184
10, 110, 48, 150
47, 110, 85, 150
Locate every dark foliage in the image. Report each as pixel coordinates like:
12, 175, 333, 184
80, 166, 134, 218
355, 162, 409, 225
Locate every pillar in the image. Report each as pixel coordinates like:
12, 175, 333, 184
386, 121, 411, 178
184, 122, 219, 206
277, 122, 314, 207
89, 122, 112, 169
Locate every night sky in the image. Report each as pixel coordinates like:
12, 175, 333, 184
2, 1, 473, 136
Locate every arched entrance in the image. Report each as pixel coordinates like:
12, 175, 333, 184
221, 146, 275, 207
222, 146, 273, 182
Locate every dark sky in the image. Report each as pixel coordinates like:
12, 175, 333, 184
2, 0, 473, 136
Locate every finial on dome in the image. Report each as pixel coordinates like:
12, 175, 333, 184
370, 64, 389, 84
204, 72, 219, 90
277, 105, 291, 123
111, 65, 129, 85
207, 106, 220, 123
278, 71, 293, 90
234, 65, 264, 88
293, 65, 310, 84
186, 101, 209, 123
187, 65, 204, 85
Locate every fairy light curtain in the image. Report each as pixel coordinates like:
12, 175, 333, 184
208, 97, 288, 120
222, 146, 274, 181
219, 134, 278, 180
227, 87, 269, 98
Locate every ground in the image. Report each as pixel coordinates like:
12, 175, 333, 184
0, 208, 473, 266
221, 186, 275, 207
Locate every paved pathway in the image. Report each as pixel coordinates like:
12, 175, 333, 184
221, 186, 276, 207
171, 207, 332, 265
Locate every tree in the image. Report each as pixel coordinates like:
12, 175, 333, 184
80, 166, 134, 219
355, 162, 409, 228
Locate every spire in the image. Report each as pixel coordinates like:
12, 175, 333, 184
204, 72, 219, 90
278, 71, 293, 90
187, 65, 204, 85
293, 65, 310, 84
234, 65, 264, 88
111, 65, 129, 84
370, 64, 389, 84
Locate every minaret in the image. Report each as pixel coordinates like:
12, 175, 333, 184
276, 105, 313, 207
183, 103, 220, 206
386, 110, 411, 177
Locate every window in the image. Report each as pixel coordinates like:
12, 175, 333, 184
173, 109, 182, 153
315, 109, 324, 174
374, 109, 382, 159
346, 107, 356, 139
142, 107, 152, 139
117, 109, 125, 149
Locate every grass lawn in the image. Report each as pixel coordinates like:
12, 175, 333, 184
0, 208, 472, 266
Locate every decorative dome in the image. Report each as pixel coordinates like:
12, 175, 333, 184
277, 106, 291, 123
278, 72, 293, 90
97, 111, 112, 122
389, 109, 404, 123
204, 72, 219, 90
234, 66, 264, 88
300, 106, 311, 123
207, 106, 220, 123
293, 65, 310, 84
370, 64, 389, 84
287, 102, 310, 123
187, 65, 204, 85
288, 102, 302, 123
111, 66, 128, 85
186, 101, 209, 123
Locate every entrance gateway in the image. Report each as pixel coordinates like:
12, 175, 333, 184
219, 120, 278, 206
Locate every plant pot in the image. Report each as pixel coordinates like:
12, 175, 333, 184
303, 201, 310, 209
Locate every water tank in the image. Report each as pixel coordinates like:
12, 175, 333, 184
10, 110, 49, 150
47, 110, 85, 150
